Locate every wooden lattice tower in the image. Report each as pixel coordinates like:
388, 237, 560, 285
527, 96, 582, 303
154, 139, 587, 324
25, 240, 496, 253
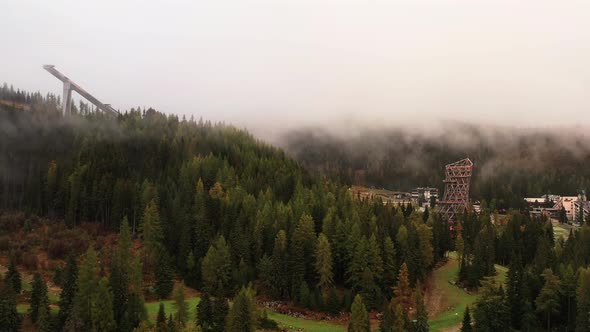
438, 158, 473, 222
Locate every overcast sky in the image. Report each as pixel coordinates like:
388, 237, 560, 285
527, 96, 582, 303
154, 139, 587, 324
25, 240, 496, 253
1, 1, 590, 138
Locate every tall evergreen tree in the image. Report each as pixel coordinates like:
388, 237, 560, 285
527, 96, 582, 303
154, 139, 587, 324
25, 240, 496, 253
173, 283, 188, 326
393, 263, 413, 313
30, 272, 49, 323
92, 277, 116, 332
315, 233, 334, 301
156, 302, 167, 332
111, 217, 133, 330
75, 246, 100, 329
141, 199, 164, 266
473, 277, 510, 332
4, 260, 21, 294
201, 236, 232, 297
0, 280, 20, 332
576, 268, 590, 332
414, 282, 429, 332
155, 250, 175, 299
348, 294, 370, 332
226, 287, 258, 332
506, 254, 524, 330
460, 306, 472, 332
382, 236, 397, 293
59, 254, 78, 328
535, 268, 561, 331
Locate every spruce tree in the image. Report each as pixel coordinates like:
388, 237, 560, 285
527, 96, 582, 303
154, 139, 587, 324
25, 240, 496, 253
348, 294, 370, 332
156, 302, 167, 332
141, 199, 164, 266
577, 268, 590, 332
92, 277, 116, 332
167, 314, 176, 332
392, 302, 406, 332
75, 246, 100, 329
155, 250, 175, 299
382, 236, 397, 293
460, 306, 472, 332
379, 301, 394, 332
211, 297, 229, 332
315, 233, 334, 301
201, 236, 232, 297
30, 272, 49, 323
414, 282, 429, 332
111, 217, 133, 330
36, 299, 53, 332
226, 287, 258, 332
173, 282, 188, 326
393, 263, 414, 313
196, 293, 213, 331
535, 268, 561, 331
59, 254, 78, 328
4, 260, 21, 294
506, 255, 524, 330
0, 280, 20, 332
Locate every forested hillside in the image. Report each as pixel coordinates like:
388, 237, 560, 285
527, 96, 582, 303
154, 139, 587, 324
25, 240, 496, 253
282, 126, 590, 209
5, 85, 590, 332
0, 85, 446, 331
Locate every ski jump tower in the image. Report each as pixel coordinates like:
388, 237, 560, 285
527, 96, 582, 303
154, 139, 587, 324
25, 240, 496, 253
43, 65, 119, 116
438, 158, 473, 222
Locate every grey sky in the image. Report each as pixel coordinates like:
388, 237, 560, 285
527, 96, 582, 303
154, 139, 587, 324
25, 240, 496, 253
2, 1, 590, 138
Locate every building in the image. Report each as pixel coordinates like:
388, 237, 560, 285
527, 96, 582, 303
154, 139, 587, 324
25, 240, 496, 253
524, 191, 588, 223
411, 187, 439, 207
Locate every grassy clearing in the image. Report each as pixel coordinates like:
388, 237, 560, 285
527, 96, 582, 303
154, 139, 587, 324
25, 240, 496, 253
267, 311, 346, 332
145, 298, 201, 322
428, 253, 507, 332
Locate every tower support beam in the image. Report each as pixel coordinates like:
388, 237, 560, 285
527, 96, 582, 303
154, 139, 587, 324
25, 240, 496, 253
43, 65, 119, 116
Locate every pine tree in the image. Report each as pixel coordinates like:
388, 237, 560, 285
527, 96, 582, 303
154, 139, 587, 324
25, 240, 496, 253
506, 255, 524, 330
0, 280, 20, 332
379, 301, 394, 332
473, 277, 510, 332
226, 287, 258, 332
391, 302, 406, 332
197, 293, 213, 331
141, 199, 164, 266
577, 268, 590, 332
382, 236, 397, 293
393, 263, 413, 313
30, 272, 49, 323
173, 283, 188, 326
414, 282, 429, 332
59, 254, 78, 328
4, 260, 21, 294
315, 233, 334, 301
37, 299, 53, 332
460, 306, 472, 332
348, 294, 370, 332
560, 264, 576, 330
535, 268, 560, 331
75, 246, 100, 329
155, 250, 175, 299
212, 297, 229, 332
167, 314, 176, 332
156, 302, 167, 332
291, 214, 317, 298
92, 277, 116, 332
201, 236, 232, 297
111, 217, 132, 330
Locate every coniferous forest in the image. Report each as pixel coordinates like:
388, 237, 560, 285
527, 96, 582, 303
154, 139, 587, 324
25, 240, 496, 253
3, 84, 590, 332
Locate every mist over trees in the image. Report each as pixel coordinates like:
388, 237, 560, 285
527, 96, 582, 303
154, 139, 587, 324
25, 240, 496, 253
282, 126, 590, 209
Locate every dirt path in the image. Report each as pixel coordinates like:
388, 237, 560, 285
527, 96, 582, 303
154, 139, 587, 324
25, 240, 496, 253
424, 259, 453, 318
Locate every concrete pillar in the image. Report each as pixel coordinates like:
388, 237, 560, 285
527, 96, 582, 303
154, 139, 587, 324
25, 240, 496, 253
62, 81, 72, 115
